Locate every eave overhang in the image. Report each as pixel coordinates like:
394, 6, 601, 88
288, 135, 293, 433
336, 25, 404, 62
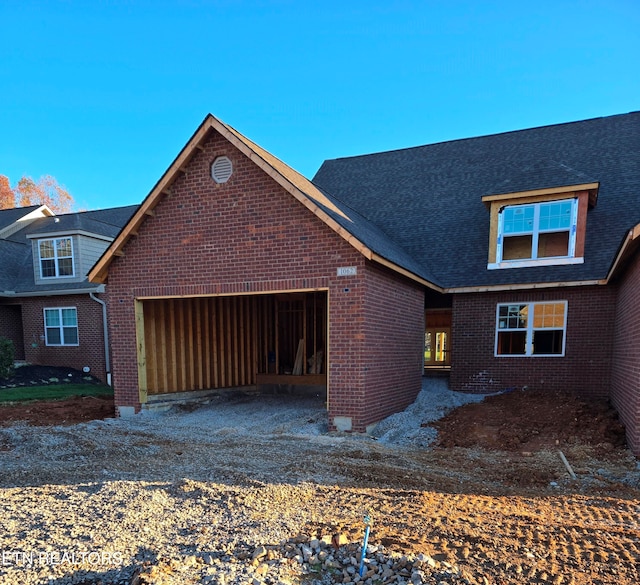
88, 114, 438, 290
481, 182, 600, 209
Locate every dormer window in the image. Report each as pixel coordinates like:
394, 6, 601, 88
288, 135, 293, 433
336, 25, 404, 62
39, 237, 74, 278
483, 182, 598, 270
498, 199, 577, 262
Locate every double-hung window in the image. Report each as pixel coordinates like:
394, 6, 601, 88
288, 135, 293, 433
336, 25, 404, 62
497, 199, 578, 264
44, 307, 79, 346
39, 237, 74, 278
495, 301, 567, 357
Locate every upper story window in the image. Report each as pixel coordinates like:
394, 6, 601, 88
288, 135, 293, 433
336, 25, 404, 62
483, 183, 598, 270
39, 237, 74, 278
499, 199, 577, 263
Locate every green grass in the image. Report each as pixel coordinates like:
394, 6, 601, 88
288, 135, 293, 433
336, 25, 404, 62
0, 384, 113, 403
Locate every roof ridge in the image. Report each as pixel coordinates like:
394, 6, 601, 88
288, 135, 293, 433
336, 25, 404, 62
321, 110, 640, 165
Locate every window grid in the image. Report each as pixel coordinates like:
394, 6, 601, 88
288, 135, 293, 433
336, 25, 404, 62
44, 307, 79, 346
495, 301, 567, 357
39, 237, 74, 279
498, 200, 577, 262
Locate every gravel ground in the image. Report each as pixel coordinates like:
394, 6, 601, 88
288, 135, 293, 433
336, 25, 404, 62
0, 379, 638, 585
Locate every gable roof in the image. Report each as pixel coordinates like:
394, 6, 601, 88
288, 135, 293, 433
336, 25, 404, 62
0, 205, 53, 238
89, 115, 440, 287
313, 111, 640, 290
0, 205, 138, 296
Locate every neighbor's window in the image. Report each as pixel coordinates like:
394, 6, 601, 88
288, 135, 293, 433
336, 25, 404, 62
498, 200, 577, 263
39, 237, 74, 278
495, 301, 567, 357
44, 307, 78, 346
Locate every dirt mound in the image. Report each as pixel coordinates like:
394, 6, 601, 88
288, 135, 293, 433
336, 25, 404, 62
434, 388, 627, 453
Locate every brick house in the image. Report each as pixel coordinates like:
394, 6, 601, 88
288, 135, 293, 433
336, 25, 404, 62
89, 112, 640, 455
0, 204, 137, 382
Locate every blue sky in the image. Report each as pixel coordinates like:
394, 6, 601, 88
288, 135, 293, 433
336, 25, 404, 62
1, 0, 639, 211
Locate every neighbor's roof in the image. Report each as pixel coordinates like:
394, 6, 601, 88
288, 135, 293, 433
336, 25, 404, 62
0, 205, 42, 230
0, 205, 138, 295
89, 115, 439, 287
313, 111, 640, 289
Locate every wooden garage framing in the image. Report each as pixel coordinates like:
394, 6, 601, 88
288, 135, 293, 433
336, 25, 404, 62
135, 290, 328, 402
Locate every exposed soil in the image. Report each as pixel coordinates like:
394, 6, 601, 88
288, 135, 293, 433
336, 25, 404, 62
0, 376, 638, 584
0, 365, 114, 426
434, 387, 628, 455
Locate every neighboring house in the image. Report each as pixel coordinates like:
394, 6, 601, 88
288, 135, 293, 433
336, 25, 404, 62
89, 112, 640, 455
0, 204, 138, 382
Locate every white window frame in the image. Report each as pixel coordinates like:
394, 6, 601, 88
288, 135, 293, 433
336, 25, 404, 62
38, 237, 75, 279
488, 199, 582, 270
494, 301, 567, 357
43, 307, 79, 347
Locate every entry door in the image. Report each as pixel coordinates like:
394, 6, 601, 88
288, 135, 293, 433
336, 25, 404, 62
424, 328, 450, 366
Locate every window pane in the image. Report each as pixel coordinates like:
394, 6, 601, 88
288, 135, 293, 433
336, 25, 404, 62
532, 330, 563, 354
44, 310, 60, 327
502, 235, 533, 260
56, 238, 72, 257
46, 327, 61, 345
538, 232, 569, 258
503, 206, 534, 234
497, 331, 527, 355
424, 332, 432, 361
498, 304, 527, 329
61, 308, 77, 326
41, 259, 56, 277
57, 258, 74, 276
533, 303, 565, 328
39, 240, 54, 258
539, 201, 572, 231
62, 327, 78, 345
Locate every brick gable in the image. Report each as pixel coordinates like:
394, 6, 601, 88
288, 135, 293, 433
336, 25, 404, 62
105, 129, 424, 431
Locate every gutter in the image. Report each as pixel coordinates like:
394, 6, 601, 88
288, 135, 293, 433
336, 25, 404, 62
0, 285, 106, 298
89, 292, 112, 386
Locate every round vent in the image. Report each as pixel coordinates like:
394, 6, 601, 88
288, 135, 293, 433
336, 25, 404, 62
211, 156, 233, 183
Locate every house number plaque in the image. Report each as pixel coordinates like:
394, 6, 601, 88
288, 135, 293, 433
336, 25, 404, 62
337, 266, 357, 276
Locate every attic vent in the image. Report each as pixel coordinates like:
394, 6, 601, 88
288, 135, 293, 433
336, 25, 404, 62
211, 156, 233, 183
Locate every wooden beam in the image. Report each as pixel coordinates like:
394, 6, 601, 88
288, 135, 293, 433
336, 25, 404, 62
447, 279, 605, 294
481, 183, 600, 205
135, 300, 148, 404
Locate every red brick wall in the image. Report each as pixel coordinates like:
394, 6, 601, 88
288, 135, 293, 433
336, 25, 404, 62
611, 252, 640, 456
0, 303, 25, 360
104, 129, 423, 430
450, 286, 617, 398
357, 263, 424, 430
19, 294, 107, 382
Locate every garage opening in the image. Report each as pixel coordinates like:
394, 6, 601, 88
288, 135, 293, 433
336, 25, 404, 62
137, 291, 327, 399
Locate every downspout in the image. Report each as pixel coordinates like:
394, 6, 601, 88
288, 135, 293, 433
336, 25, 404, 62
90, 292, 111, 386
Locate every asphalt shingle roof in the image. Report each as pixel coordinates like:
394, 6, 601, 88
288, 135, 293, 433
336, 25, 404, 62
1, 205, 138, 294
312, 111, 640, 288
0, 205, 42, 231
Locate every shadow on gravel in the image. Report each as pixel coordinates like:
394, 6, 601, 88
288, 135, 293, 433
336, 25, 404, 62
29, 546, 158, 585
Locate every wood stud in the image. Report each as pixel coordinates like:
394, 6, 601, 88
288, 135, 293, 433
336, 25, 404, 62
140, 292, 327, 395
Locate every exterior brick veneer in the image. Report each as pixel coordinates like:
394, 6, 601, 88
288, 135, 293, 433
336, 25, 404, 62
18, 294, 107, 382
0, 304, 25, 360
450, 286, 617, 398
611, 253, 640, 455
105, 129, 424, 431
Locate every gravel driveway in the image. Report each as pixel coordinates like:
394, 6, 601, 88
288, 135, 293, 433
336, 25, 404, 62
1, 379, 638, 585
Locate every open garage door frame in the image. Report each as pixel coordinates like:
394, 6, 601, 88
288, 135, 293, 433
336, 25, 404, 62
134, 289, 328, 404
